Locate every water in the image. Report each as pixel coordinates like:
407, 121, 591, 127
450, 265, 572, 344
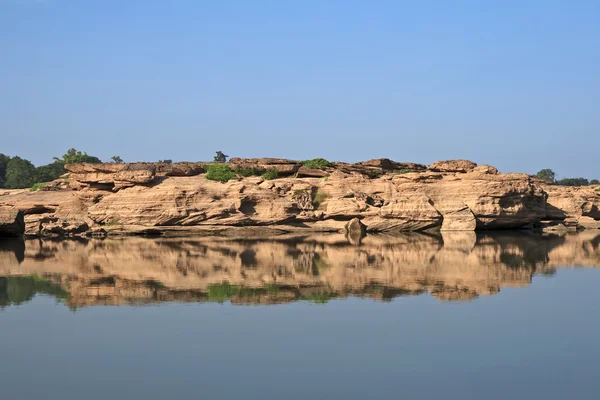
1, 231, 600, 399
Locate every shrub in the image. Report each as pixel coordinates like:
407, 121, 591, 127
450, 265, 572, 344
313, 191, 328, 209
301, 158, 333, 170
366, 169, 383, 178
205, 163, 236, 182
556, 177, 589, 187
590, 179, 599, 185
393, 169, 412, 174
261, 169, 279, 180
235, 167, 261, 177
29, 182, 47, 192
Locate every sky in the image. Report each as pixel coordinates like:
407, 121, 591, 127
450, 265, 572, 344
1, 0, 599, 179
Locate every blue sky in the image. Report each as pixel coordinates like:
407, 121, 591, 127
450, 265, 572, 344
1, 0, 599, 178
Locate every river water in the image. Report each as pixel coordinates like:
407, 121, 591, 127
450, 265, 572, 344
1, 231, 599, 399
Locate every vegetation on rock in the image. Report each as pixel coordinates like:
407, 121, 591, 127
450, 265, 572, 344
0, 148, 101, 189
535, 169, 556, 182
301, 158, 333, 170
535, 169, 597, 187
110, 155, 124, 163
205, 163, 236, 182
234, 167, 261, 177
30, 182, 48, 192
54, 148, 102, 165
261, 169, 279, 180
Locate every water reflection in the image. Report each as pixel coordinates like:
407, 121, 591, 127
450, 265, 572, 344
1, 231, 599, 308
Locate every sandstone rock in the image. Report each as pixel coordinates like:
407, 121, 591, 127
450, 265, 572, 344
228, 158, 301, 176
429, 160, 478, 173
577, 216, 600, 230
0, 160, 588, 237
472, 165, 499, 175
0, 207, 25, 236
158, 162, 205, 176
441, 207, 477, 231
368, 195, 443, 231
40, 219, 89, 236
296, 167, 329, 177
64, 163, 123, 174
356, 159, 427, 172
345, 217, 366, 244
543, 185, 600, 221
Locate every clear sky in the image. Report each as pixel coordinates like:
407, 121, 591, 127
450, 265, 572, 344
1, 0, 599, 179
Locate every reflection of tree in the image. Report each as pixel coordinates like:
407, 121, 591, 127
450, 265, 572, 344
0, 275, 69, 308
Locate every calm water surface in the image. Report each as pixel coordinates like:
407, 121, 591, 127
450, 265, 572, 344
1, 231, 600, 399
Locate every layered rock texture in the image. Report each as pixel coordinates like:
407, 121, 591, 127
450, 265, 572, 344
1, 231, 599, 307
0, 158, 598, 237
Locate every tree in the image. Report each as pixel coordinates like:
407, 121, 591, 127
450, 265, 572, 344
534, 169, 556, 182
5, 157, 36, 189
159, 159, 172, 164
213, 151, 229, 163
0, 153, 10, 188
556, 177, 589, 187
590, 179, 599, 185
53, 148, 102, 165
110, 155, 124, 163
34, 161, 65, 183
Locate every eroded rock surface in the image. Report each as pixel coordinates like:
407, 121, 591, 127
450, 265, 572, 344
0, 207, 25, 236
0, 158, 598, 236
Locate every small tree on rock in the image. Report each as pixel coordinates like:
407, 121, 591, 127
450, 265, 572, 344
213, 151, 229, 163
53, 148, 102, 165
534, 169, 556, 183
110, 155, 124, 163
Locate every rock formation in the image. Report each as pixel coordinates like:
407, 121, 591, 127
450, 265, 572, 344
0, 158, 598, 237
0, 207, 25, 236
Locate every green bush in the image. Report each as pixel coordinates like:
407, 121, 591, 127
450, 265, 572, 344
393, 169, 412, 174
205, 163, 236, 182
366, 169, 383, 178
29, 182, 47, 192
301, 158, 333, 170
235, 167, 261, 177
261, 169, 279, 180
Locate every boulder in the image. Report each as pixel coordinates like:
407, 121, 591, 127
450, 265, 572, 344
159, 162, 205, 176
356, 159, 427, 172
0, 207, 25, 237
577, 216, 600, 230
345, 217, 366, 244
228, 158, 301, 176
429, 160, 478, 173
441, 207, 477, 231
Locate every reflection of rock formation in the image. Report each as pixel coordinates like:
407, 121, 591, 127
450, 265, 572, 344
0, 231, 599, 308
